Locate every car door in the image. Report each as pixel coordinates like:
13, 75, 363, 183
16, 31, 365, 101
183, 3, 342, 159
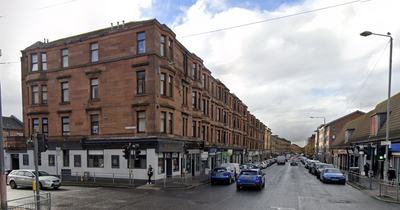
23, 171, 35, 187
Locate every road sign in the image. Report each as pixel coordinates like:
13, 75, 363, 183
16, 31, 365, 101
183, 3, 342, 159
56, 147, 61, 156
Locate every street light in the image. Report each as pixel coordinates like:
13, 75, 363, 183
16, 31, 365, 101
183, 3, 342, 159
360, 31, 393, 181
310, 116, 326, 163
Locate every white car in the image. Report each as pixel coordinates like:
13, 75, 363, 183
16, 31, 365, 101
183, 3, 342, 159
8, 170, 61, 190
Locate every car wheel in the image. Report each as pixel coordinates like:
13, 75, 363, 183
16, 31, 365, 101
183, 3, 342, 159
9, 181, 17, 189
322, 177, 325, 183
228, 177, 232, 184
258, 185, 262, 191
236, 185, 240, 190
316, 174, 319, 179
262, 182, 265, 188
53, 187, 60, 189
39, 183, 44, 190
342, 181, 346, 185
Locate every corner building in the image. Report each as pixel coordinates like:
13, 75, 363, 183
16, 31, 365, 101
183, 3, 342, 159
20, 19, 266, 182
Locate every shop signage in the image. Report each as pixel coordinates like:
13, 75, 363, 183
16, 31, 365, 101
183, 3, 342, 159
124, 126, 136, 129
227, 149, 233, 156
157, 142, 183, 152
347, 150, 353, 154
338, 149, 347, 154
201, 152, 208, 160
209, 148, 217, 154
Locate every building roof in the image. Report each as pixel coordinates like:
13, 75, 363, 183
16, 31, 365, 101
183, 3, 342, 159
23, 19, 168, 51
331, 91, 400, 149
2, 115, 23, 131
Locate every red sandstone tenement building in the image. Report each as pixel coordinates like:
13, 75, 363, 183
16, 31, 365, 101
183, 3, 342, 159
19, 19, 268, 181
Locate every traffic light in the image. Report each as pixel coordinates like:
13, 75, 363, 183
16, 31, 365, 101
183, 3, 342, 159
364, 145, 371, 160
37, 134, 48, 153
135, 144, 141, 155
122, 144, 130, 159
378, 146, 385, 160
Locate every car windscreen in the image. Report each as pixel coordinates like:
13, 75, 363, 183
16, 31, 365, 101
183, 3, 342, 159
32, 171, 51, 176
241, 171, 258, 175
214, 168, 227, 172
322, 164, 334, 169
325, 169, 341, 174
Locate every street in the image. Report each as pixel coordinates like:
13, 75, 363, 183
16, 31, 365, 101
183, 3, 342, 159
6, 162, 400, 210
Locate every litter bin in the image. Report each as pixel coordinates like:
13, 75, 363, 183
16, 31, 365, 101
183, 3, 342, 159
84, 171, 89, 181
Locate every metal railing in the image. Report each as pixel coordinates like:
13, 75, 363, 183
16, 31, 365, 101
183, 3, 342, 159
61, 172, 135, 186
6, 192, 51, 210
379, 180, 400, 201
347, 171, 372, 189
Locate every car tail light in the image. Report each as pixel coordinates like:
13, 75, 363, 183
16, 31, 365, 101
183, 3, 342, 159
256, 176, 261, 181
212, 172, 215, 175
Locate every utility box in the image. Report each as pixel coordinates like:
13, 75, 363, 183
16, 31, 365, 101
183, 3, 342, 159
84, 171, 89, 181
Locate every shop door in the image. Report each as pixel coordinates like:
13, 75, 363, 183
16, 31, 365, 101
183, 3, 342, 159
166, 158, 172, 177
192, 158, 195, 176
12, 154, 19, 170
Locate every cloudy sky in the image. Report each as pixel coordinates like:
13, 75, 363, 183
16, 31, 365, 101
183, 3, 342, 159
1, 0, 399, 147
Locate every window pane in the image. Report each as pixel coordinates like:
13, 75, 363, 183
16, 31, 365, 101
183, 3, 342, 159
41, 53, 47, 70
32, 54, 38, 71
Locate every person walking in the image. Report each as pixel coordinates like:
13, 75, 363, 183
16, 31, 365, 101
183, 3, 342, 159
364, 162, 370, 177
147, 165, 153, 184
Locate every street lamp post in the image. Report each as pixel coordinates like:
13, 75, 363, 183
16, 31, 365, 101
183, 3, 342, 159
310, 117, 326, 163
360, 31, 393, 181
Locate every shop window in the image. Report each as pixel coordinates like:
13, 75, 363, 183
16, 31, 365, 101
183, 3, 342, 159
48, 154, 55, 166
23, 154, 29, 165
158, 153, 165, 174
87, 150, 104, 168
173, 153, 179, 171
112, 155, 119, 168
74, 155, 81, 167
134, 150, 146, 169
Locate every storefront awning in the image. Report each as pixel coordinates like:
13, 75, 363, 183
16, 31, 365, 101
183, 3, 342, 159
389, 143, 400, 152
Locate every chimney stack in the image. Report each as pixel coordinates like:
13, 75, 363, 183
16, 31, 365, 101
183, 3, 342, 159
117, 21, 119, 29
111, 23, 113, 30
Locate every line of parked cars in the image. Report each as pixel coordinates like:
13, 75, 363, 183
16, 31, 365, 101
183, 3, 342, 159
211, 160, 276, 191
300, 157, 346, 185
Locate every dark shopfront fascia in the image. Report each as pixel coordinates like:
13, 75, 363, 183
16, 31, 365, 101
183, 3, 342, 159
79, 136, 184, 177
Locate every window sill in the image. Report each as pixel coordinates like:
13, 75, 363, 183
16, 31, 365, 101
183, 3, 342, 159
135, 93, 148, 97
59, 102, 70, 105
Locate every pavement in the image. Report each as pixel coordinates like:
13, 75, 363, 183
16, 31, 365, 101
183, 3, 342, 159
344, 171, 400, 204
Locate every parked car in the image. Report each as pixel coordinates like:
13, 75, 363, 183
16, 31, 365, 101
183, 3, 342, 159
236, 169, 265, 191
7, 170, 61, 190
221, 163, 240, 177
290, 159, 298, 166
308, 161, 320, 173
320, 168, 346, 184
211, 167, 235, 185
315, 164, 335, 179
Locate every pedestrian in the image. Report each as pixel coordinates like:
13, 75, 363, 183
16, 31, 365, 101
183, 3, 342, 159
364, 162, 370, 177
147, 165, 153, 184
388, 168, 396, 185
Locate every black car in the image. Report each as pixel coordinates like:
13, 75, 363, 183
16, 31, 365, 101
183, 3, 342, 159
290, 159, 298, 166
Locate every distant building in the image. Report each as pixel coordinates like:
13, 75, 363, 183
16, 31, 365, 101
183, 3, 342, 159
2, 115, 24, 170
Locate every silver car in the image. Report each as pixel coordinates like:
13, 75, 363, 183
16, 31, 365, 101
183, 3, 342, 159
7, 170, 61, 190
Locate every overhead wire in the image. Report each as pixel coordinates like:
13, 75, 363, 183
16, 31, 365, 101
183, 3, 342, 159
178, 0, 362, 38
340, 40, 390, 116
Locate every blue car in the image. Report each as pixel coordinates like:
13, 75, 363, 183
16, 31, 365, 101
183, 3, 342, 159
320, 168, 346, 184
236, 169, 265, 190
211, 167, 235, 185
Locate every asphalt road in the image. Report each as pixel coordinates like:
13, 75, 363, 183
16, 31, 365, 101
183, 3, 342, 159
6, 162, 400, 210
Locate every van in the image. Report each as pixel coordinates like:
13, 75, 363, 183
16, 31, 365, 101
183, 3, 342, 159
277, 156, 286, 165
221, 163, 240, 177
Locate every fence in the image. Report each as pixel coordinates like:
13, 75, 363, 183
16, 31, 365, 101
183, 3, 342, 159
6, 192, 51, 210
347, 171, 372, 189
61, 172, 135, 186
379, 180, 400, 201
